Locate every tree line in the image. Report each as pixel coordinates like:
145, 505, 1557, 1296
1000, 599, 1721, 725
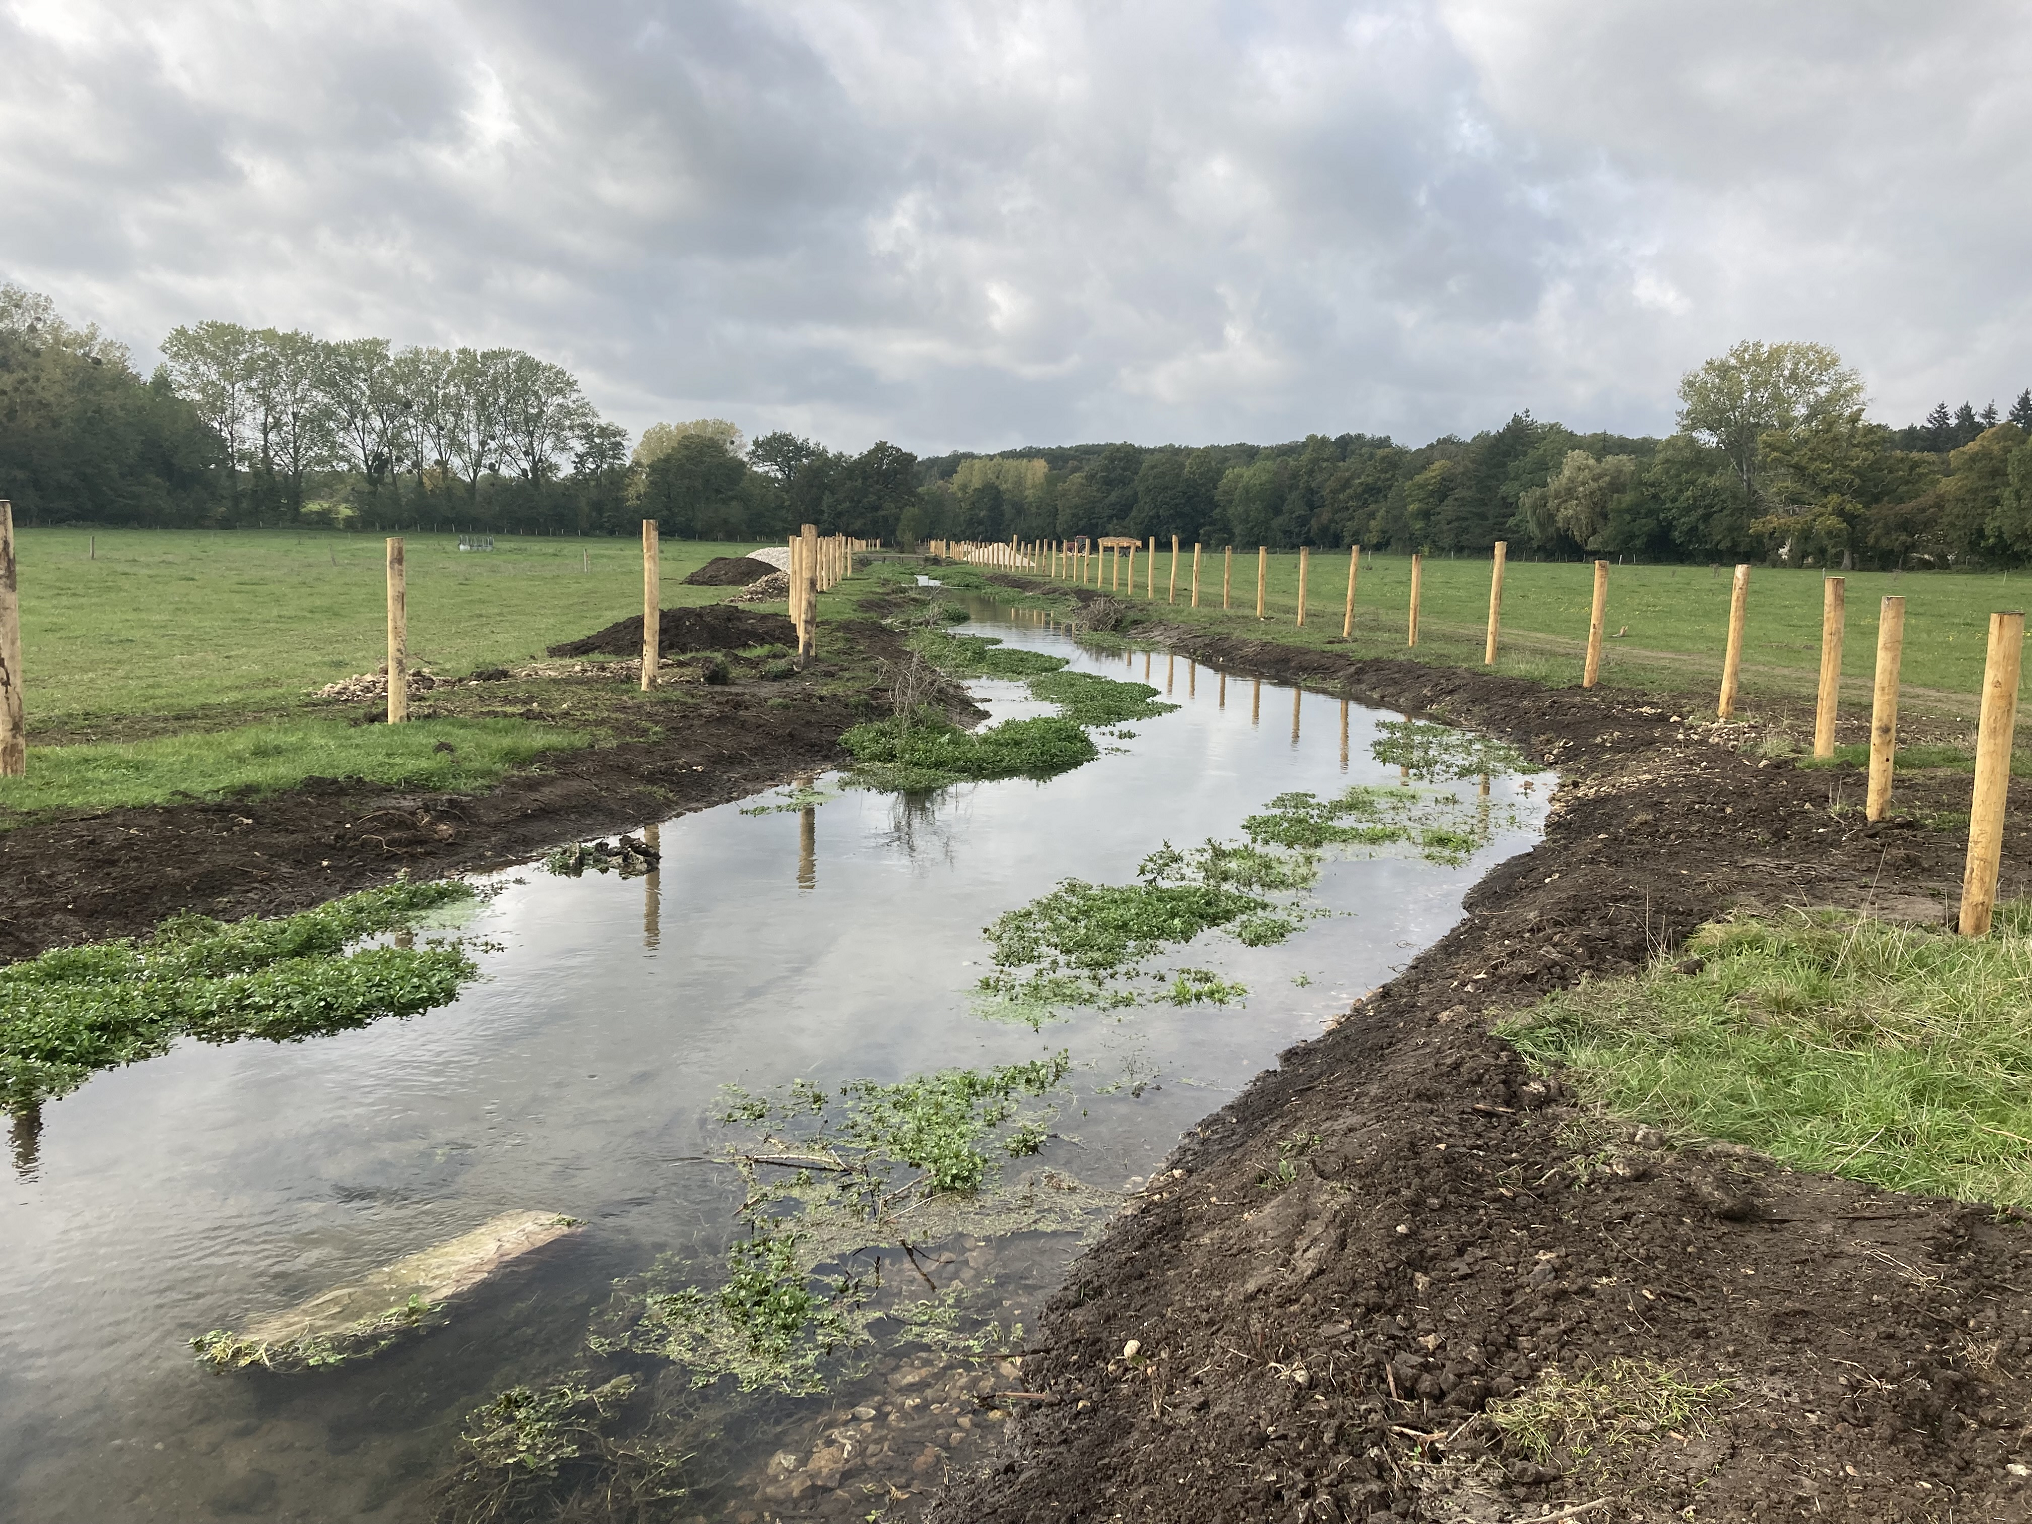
6, 286, 2031, 568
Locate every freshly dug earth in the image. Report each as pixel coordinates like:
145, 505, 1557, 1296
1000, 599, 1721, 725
682, 555, 782, 587
0, 610, 940, 961
935, 629, 2032, 1524
546, 604, 795, 659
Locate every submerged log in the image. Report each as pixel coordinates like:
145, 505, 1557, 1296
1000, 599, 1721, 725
193, 1209, 581, 1373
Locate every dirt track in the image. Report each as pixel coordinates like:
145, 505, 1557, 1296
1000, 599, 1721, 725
933, 631, 2032, 1523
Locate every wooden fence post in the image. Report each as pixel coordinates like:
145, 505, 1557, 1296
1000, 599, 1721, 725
1342, 544, 1359, 638
1296, 547, 1309, 627
1256, 546, 1267, 620
1483, 540, 1507, 665
1717, 564, 1751, 718
386, 536, 409, 721
1146, 536, 1156, 600
638, 521, 660, 690
1407, 553, 1422, 647
798, 523, 818, 664
1169, 535, 1180, 604
1191, 543, 1202, 607
1866, 595, 1905, 821
0, 500, 21, 777
1959, 610, 2025, 937
1223, 547, 1233, 611
1583, 560, 1608, 688
1126, 545, 1136, 594
1813, 576, 1846, 758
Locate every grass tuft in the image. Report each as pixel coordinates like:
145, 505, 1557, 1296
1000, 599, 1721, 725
0, 717, 584, 820
1498, 901, 2032, 1208
1489, 1357, 1730, 1471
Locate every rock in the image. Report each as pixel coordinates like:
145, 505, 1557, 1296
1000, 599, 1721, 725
206, 1470, 278, 1516
913, 1446, 945, 1476
195, 1210, 580, 1372
806, 1444, 849, 1488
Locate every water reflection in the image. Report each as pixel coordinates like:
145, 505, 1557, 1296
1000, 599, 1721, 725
0, 597, 1552, 1524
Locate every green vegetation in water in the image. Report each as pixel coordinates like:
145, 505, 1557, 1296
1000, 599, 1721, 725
0, 879, 479, 1111
1245, 784, 1511, 866
738, 782, 838, 815
909, 627, 1067, 680
193, 1294, 443, 1374
594, 1225, 870, 1397
1488, 1358, 1730, 1476
974, 837, 1314, 1013
593, 1056, 1074, 1395
1026, 670, 1178, 727
1368, 719, 1530, 782
541, 835, 660, 877
840, 711, 1096, 792
1497, 901, 2032, 1209
0, 717, 586, 822
431, 1373, 687, 1524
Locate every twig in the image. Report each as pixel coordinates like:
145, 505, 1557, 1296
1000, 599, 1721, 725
1509, 1501, 1611, 1524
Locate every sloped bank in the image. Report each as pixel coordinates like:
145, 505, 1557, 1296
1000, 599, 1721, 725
934, 635, 2032, 1522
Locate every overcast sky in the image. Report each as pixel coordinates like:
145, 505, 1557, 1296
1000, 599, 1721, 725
5, 1, 2029, 455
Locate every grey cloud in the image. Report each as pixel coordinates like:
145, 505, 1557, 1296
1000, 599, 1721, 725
2, 0, 2026, 455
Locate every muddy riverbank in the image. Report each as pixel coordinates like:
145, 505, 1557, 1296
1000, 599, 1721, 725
935, 630, 2032, 1523
0, 617, 920, 962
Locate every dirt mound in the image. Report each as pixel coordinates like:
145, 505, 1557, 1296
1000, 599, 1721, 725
682, 556, 780, 587
546, 605, 796, 659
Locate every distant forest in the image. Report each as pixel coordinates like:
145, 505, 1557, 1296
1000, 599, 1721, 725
6, 285, 2032, 569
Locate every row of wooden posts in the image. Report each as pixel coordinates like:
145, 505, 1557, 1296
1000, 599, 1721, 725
970, 530, 2023, 939
0, 503, 2017, 937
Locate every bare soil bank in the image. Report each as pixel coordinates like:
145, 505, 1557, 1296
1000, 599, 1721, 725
0, 618, 915, 961
934, 630, 2032, 1524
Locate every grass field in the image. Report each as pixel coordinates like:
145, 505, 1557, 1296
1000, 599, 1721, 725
9, 529, 783, 734
0, 529, 816, 819
1066, 547, 2031, 734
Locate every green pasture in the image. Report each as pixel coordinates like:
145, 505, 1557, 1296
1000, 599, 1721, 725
0, 529, 815, 820
8, 528, 782, 734
1066, 547, 2030, 731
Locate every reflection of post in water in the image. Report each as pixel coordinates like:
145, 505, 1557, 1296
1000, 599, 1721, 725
1251, 677, 1261, 726
1166, 653, 1174, 695
1218, 670, 1226, 709
1340, 699, 1350, 771
1290, 686, 1301, 747
10, 1104, 41, 1180
643, 822, 661, 949
1143, 651, 1151, 682
1188, 660, 1197, 698
1478, 774, 1491, 833
797, 779, 817, 892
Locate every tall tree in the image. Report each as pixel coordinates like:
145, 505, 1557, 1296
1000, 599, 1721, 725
2010, 390, 2032, 433
244, 328, 332, 518
1676, 341, 1866, 499
161, 319, 256, 512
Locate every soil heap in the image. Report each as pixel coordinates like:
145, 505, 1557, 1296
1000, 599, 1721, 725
682, 556, 781, 587
546, 605, 796, 659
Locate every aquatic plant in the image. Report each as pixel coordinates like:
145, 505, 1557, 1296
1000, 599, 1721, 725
909, 627, 1067, 680
1369, 718, 1530, 781
0, 880, 479, 1110
431, 1373, 688, 1524
840, 712, 1096, 792
1026, 669, 1179, 727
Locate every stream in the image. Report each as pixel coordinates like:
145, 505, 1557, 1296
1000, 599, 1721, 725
0, 597, 1550, 1522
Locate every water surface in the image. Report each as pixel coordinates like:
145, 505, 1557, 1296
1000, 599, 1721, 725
0, 600, 1548, 1520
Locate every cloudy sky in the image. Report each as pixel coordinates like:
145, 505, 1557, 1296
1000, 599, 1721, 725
4, 0, 2028, 454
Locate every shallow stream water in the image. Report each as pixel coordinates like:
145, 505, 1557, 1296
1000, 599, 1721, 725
0, 598, 1548, 1522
